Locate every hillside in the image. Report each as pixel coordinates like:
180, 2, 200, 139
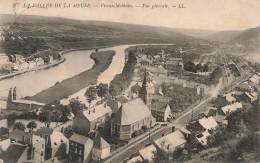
0, 14, 210, 53
204, 30, 242, 43
204, 26, 260, 46
229, 26, 260, 46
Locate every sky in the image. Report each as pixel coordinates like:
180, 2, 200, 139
0, 0, 260, 31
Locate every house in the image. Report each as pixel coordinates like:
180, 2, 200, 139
9, 129, 45, 162
184, 82, 206, 95
248, 74, 260, 85
154, 130, 186, 152
195, 130, 211, 146
139, 144, 157, 161
221, 102, 243, 115
111, 98, 156, 140
213, 94, 237, 109
164, 57, 183, 75
198, 117, 218, 131
0, 143, 28, 163
28, 60, 37, 69
73, 103, 112, 136
147, 66, 167, 77
92, 134, 110, 161
236, 81, 254, 92
240, 92, 258, 103
223, 93, 236, 104
151, 101, 172, 122
187, 116, 218, 135
35, 57, 45, 66
34, 127, 68, 160
198, 107, 217, 119
69, 133, 93, 162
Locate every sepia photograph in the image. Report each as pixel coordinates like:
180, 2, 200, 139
0, 0, 259, 162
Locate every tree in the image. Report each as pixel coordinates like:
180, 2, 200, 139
27, 121, 37, 131
184, 61, 196, 73
0, 127, 9, 136
96, 83, 108, 103
203, 64, 209, 72
209, 67, 222, 85
69, 97, 83, 115
85, 86, 97, 109
39, 109, 52, 128
13, 122, 26, 131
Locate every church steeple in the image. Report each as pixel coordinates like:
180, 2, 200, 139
139, 69, 151, 108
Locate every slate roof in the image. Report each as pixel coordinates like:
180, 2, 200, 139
112, 98, 151, 125
0, 143, 27, 163
70, 133, 93, 145
151, 101, 168, 112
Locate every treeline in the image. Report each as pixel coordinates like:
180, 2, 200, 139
2, 33, 48, 57
184, 61, 209, 73
209, 67, 223, 85
109, 50, 137, 96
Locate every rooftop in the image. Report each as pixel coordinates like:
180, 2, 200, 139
198, 116, 218, 130
70, 133, 93, 145
12, 99, 45, 106
222, 102, 243, 115
151, 101, 168, 112
82, 103, 112, 122
154, 130, 186, 152
139, 144, 156, 161
50, 131, 68, 148
112, 98, 151, 125
0, 143, 27, 163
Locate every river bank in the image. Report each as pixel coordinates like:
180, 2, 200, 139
0, 53, 66, 81
28, 50, 115, 104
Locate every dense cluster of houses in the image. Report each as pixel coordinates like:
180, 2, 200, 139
124, 72, 260, 162
0, 53, 54, 73
138, 50, 184, 76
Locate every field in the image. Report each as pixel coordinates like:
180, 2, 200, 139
29, 50, 115, 104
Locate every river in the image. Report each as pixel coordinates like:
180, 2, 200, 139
0, 45, 134, 109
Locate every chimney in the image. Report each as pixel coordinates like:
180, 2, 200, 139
93, 108, 95, 113
104, 103, 106, 108
167, 144, 170, 150
89, 110, 91, 114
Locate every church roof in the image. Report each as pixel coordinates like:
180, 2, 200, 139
112, 98, 151, 125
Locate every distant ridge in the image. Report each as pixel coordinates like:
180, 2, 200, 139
204, 26, 260, 46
